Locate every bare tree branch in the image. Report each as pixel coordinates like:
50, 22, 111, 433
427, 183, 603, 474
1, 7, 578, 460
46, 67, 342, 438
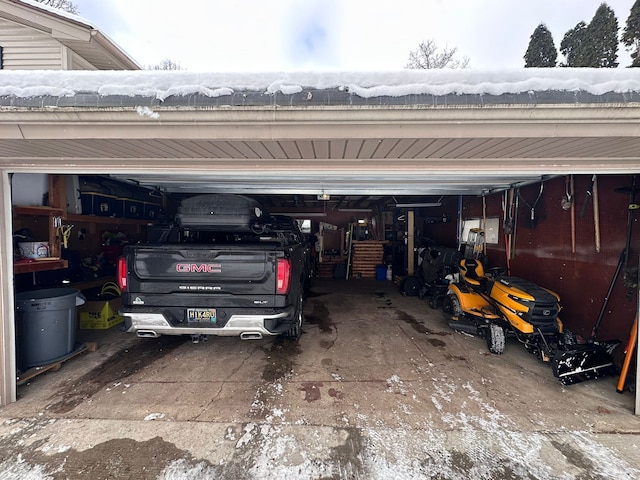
406, 39, 470, 69
148, 59, 184, 71
34, 0, 78, 14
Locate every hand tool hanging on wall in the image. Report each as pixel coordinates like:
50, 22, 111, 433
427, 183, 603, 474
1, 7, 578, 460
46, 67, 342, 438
512, 189, 519, 260
482, 195, 487, 257
615, 175, 639, 292
502, 188, 516, 272
580, 174, 595, 218
457, 195, 463, 251
561, 175, 572, 210
562, 175, 576, 253
570, 175, 576, 253
616, 314, 638, 393
592, 175, 601, 253
502, 191, 510, 273
590, 250, 626, 341
624, 176, 637, 270
518, 182, 544, 229
503, 189, 514, 235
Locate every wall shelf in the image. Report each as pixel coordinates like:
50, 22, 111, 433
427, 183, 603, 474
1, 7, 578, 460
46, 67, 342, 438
65, 214, 151, 226
13, 206, 64, 217
12, 176, 152, 277
13, 203, 67, 274
14, 259, 68, 275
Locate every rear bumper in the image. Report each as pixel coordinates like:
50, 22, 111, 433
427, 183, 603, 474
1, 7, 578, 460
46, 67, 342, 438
122, 307, 294, 338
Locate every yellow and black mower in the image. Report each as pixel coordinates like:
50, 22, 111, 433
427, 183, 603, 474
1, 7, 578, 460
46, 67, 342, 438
443, 258, 618, 385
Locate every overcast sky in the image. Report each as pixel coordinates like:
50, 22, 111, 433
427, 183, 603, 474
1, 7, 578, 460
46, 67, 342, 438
69, 0, 637, 71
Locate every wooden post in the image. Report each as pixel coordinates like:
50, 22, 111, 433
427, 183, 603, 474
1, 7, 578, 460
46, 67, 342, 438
570, 175, 576, 254
593, 175, 601, 253
407, 210, 415, 276
48, 174, 66, 258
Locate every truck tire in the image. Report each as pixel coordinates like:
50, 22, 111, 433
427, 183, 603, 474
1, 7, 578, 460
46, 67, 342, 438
285, 296, 304, 340
487, 323, 505, 355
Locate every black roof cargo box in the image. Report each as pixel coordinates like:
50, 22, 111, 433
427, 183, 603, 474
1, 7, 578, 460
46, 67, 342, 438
175, 194, 269, 231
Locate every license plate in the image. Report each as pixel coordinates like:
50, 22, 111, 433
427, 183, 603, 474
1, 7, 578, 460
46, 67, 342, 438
187, 308, 217, 323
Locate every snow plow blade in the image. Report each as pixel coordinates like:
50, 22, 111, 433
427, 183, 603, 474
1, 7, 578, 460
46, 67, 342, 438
552, 342, 619, 386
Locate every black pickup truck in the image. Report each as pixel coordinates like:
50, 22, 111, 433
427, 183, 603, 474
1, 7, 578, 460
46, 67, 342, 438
117, 194, 310, 342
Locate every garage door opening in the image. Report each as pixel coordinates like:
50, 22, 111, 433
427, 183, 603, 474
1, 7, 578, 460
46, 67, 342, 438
2, 168, 640, 480
7, 172, 639, 399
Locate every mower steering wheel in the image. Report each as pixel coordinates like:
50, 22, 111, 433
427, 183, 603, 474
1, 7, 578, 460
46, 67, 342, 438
485, 266, 507, 278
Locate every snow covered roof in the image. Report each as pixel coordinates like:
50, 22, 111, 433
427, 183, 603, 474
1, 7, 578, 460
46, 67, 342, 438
3, 0, 140, 70
13, 0, 96, 29
0, 68, 638, 200
0, 68, 638, 107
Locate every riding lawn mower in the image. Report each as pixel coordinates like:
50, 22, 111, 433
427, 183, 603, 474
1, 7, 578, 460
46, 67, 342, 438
443, 258, 619, 385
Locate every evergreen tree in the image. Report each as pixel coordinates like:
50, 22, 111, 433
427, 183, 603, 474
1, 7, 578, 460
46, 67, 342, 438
622, 0, 640, 67
560, 21, 589, 66
524, 24, 557, 67
560, 3, 619, 68
585, 3, 619, 67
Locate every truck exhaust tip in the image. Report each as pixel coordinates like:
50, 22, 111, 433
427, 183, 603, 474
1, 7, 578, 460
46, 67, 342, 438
240, 332, 263, 340
137, 330, 160, 338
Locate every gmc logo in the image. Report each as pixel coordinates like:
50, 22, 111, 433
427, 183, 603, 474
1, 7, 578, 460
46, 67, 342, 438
176, 263, 222, 273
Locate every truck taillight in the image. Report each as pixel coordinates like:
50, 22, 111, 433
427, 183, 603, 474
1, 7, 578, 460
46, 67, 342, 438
276, 258, 291, 294
117, 256, 128, 291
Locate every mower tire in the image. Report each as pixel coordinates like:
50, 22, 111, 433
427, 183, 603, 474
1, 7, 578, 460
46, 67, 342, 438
443, 294, 462, 317
486, 323, 505, 355
400, 276, 421, 297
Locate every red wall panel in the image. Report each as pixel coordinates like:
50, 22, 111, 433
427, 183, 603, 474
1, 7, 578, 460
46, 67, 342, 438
475, 174, 638, 343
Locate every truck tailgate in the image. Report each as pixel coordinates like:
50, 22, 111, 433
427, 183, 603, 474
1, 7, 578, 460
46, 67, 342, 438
126, 244, 278, 296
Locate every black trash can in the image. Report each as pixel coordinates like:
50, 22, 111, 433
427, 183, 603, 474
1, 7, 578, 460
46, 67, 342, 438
15, 288, 85, 368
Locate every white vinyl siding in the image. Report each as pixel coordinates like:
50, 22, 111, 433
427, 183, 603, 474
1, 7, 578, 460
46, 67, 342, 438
68, 48, 97, 70
0, 19, 63, 69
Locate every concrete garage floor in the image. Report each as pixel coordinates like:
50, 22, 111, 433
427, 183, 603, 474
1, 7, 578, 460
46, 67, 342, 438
1, 278, 639, 479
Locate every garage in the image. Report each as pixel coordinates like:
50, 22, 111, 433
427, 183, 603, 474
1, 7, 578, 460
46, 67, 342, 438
1, 69, 640, 477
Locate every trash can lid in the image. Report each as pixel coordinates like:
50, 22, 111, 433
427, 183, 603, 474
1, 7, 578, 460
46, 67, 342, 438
15, 288, 82, 310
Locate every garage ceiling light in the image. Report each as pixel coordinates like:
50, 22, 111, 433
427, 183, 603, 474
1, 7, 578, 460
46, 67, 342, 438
395, 203, 442, 208
276, 212, 327, 217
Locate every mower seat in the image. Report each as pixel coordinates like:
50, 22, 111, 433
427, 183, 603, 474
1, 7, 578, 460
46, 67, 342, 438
459, 258, 488, 288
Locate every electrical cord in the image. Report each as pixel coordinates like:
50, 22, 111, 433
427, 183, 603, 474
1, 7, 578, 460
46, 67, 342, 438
518, 183, 544, 228
58, 224, 74, 249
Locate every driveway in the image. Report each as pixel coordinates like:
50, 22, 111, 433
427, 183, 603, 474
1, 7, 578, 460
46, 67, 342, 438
1, 278, 639, 479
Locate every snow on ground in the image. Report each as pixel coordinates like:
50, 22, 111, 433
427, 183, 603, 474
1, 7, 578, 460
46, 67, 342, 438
191, 364, 640, 479
0, 455, 51, 480
0, 69, 640, 101
1, 369, 638, 479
